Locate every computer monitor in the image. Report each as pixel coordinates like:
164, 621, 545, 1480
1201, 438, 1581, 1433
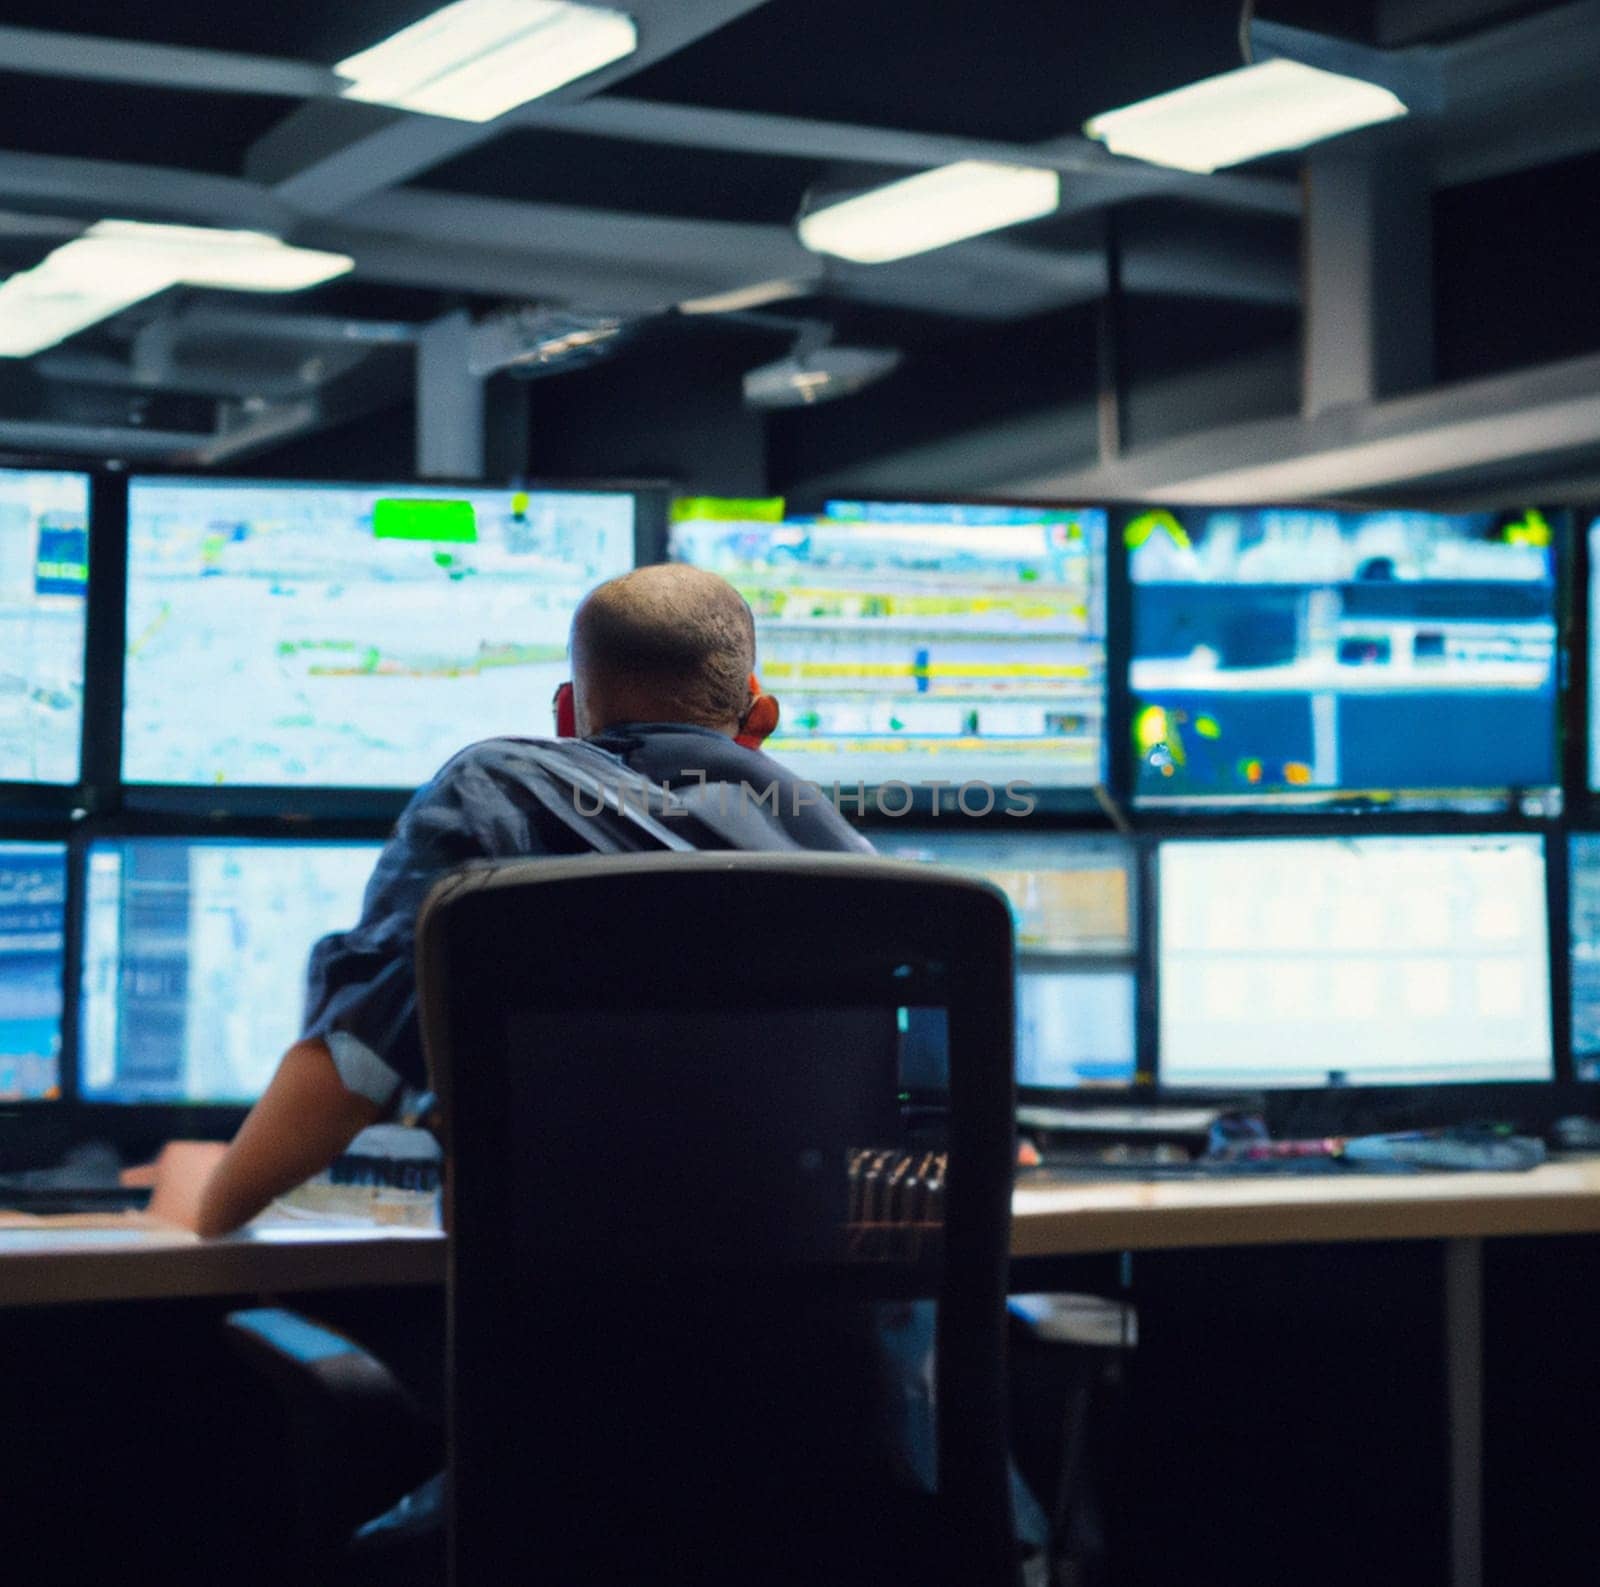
1588, 517, 1600, 792
1157, 834, 1553, 1089
877, 831, 1135, 1089
0, 841, 66, 1100
1127, 505, 1559, 810
122, 478, 637, 790
669, 498, 1107, 795
1569, 834, 1600, 1080
0, 469, 89, 785
78, 837, 383, 1104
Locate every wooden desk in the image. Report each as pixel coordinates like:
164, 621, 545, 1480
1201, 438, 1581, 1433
7, 1159, 1600, 1308
1012, 1160, 1600, 1587
1011, 1155, 1600, 1257
0, 1217, 444, 1309
10, 1163, 1600, 1587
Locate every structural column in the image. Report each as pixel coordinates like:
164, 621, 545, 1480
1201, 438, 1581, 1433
1302, 147, 1435, 416
415, 309, 486, 479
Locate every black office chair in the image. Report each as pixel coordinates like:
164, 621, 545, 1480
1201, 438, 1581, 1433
419, 850, 1024, 1587
228, 852, 1026, 1586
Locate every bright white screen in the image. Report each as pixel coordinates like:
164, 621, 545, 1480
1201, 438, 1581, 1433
123, 479, 635, 789
1158, 834, 1552, 1087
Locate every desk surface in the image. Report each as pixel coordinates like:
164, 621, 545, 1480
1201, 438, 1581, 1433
1010, 1156, 1600, 1258
8, 1160, 1600, 1307
0, 1215, 443, 1308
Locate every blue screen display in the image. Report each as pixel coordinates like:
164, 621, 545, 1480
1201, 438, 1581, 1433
0, 841, 66, 1100
0, 469, 88, 785
1128, 505, 1559, 808
1570, 834, 1600, 1080
79, 838, 382, 1104
123, 478, 636, 790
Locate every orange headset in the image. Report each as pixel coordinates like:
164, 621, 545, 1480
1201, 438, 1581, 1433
552, 677, 776, 751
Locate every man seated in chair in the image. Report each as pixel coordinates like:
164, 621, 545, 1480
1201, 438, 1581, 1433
159, 562, 872, 1238
147, 559, 1047, 1575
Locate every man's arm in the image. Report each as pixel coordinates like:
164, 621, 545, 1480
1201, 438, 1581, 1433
188, 1038, 382, 1237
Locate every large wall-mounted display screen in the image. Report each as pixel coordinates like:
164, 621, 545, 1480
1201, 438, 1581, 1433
1128, 505, 1559, 810
671, 498, 1107, 794
0, 469, 89, 786
123, 479, 636, 790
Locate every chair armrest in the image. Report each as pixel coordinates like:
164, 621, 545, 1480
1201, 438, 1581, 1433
225, 1307, 441, 1556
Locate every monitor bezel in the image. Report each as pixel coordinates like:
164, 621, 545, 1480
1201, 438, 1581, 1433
1117, 500, 1570, 823
114, 473, 669, 815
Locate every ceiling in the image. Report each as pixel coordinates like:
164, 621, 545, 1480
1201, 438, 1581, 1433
0, 0, 1594, 473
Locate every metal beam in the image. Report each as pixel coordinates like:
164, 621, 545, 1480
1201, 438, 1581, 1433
518, 96, 1302, 218
248, 0, 781, 215
0, 418, 212, 460
1007, 348, 1600, 503
173, 307, 419, 346
187, 398, 320, 467
0, 149, 296, 231
0, 24, 338, 98
517, 93, 1081, 168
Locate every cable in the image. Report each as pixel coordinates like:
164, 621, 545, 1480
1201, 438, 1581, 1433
1238, 0, 1257, 64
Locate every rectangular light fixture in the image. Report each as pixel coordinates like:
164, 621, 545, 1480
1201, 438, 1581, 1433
797, 161, 1061, 265
0, 223, 353, 358
336, 0, 637, 123
677, 278, 817, 316
1085, 59, 1407, 175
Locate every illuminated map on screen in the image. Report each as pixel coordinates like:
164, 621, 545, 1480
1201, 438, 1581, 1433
670, 499, 1106, 790
123, 479, 635, 789
0, 469, 88, 785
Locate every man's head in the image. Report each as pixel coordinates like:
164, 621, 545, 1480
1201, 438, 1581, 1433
569, 563, 779, 741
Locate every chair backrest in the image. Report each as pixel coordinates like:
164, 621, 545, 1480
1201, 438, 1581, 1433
418, 852, 1018, 1587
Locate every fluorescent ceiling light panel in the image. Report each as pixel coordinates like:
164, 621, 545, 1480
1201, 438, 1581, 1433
1085, 59, 1407, 174
84, 222, 353, 292
797, 161, 1061, 265
336, 0, 637, 122
677, 278, 816, 316
0, 223, 353, 358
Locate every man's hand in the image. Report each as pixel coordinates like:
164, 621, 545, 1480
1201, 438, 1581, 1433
124, 1141, 230, 1232
194, 1038, 383, 1238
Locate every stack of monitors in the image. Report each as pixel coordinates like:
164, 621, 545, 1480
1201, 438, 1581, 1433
0, 474, 1594, 1120
1126, 504, 1559, 811
876, 831, 1135, 1093
669, 498, 1107, 797
123, 478, 638, 791
0, 469, 89, 786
